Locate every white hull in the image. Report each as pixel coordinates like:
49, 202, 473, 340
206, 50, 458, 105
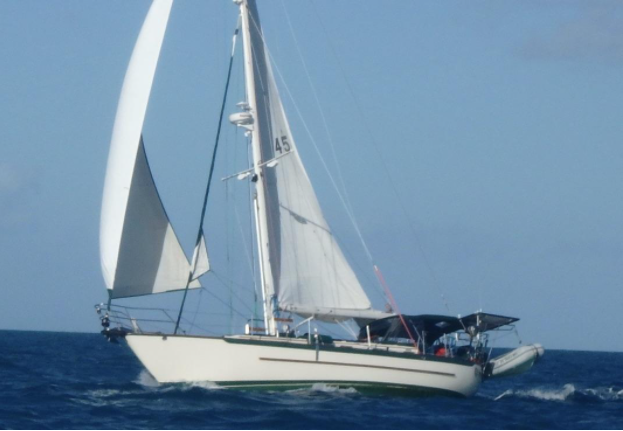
126, 334, 482, 397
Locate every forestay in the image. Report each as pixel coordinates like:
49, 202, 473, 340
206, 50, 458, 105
100, 0, 206, 299
245, 1, 383, 322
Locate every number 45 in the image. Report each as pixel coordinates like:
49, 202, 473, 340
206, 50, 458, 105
275, 135, 291, 154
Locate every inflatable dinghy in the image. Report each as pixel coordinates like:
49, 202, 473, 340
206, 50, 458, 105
485, 344, 545, 378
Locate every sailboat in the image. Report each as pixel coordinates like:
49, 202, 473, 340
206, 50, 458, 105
97, 0, 543, 397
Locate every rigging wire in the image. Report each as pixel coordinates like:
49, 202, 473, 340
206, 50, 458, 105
308, 0, 452, 314
235, 134, 261, 324
336, 320, 358, 339
279, 0, 358, 231
315, 321, 348, 340
225, 167, 234, 334
210, 270, 257, 316
246, 13, 383, 296
190, 286, 205, 333
278, 0, 385, 306
225, 123, 237, 333
250, 6, 422, 349
228, 49, 260, 326
174, 19, 241, 334
225, 133, 260, 319
200, 284, 253, 321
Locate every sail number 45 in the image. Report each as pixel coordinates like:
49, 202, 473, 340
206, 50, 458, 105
275, 136, 291, 154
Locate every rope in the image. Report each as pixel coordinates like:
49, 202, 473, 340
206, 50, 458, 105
374, 265, 420, 352
175, 20, 241, 334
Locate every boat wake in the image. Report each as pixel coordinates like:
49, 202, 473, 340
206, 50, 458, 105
133, 370, 358, 395
134, 369, 159, 388
135, 370, 225, 391
286, 383, 359, 396
494, 384, 623, 403
182, 380, 224, 391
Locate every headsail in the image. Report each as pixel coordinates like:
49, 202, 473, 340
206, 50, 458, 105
241, 0, 385, 322
191, 231, 210, 281
100, 0, 202, 299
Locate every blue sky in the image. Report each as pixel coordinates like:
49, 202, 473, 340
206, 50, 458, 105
1, 0, 622, 352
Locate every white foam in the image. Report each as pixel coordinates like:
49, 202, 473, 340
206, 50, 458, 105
135, 370, 159, 388
80, 389, 135, 407
85, 389, 123, 398
312, 383, 358, 394
495, 384, 623, 402
495, 384, 575, 401
493, 389, 513, 401
286, 383, 358, 395
585, 387, 623, 401
183, 380, 223, 390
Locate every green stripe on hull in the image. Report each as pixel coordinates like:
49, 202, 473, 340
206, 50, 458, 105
213, 380, 465, 398
223, 336, 472, 367
129, 333, 474, 367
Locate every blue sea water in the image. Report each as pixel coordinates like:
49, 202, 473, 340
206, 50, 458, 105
0, 331, 622, 429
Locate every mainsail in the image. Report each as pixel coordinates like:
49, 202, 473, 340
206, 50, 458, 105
100, 0, 205, 299
243, 0, 386, 322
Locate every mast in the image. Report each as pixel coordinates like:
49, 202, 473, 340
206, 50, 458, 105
235, 0, 276, 336
232, 0, 386, 328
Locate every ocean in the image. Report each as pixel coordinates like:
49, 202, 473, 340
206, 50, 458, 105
0, 330, 621, 429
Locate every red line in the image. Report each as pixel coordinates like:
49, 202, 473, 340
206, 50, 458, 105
373, 265, 420, 353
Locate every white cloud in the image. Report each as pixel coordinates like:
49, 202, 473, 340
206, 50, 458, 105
520, 5, 623, 63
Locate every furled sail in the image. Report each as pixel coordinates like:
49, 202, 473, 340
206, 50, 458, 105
100, 0, 202, 299
245, 1, 383, 322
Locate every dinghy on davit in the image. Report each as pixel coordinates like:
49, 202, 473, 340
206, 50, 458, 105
96, 0, 543, 397
486, 344, 545, 378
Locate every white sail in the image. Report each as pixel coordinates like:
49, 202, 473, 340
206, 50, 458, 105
244, 1, 379, 322
191, 232, 210, 281
100, 0, 201, 299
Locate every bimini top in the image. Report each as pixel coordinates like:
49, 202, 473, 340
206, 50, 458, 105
358, 312, 519, 345
460, 312, 519, 332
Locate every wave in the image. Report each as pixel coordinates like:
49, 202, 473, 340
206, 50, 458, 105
134, 370, 358, 396
134, 370, 226, 394
494, 384, 623, 403
134, 369, 159, 388
286, 383, 359, 396
181, 380, 224, 391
